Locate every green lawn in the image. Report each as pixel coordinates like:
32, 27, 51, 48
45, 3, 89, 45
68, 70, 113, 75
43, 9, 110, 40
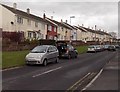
2, 50, 29, 69
2, 45, 88, 69
75, 45, 88, 54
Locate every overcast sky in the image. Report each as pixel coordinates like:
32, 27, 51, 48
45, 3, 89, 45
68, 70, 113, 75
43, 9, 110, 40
1, 1, 119, 38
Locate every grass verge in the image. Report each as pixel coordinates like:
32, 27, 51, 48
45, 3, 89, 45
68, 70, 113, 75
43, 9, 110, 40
75, 45, 88, 54
2, 50, 29, 69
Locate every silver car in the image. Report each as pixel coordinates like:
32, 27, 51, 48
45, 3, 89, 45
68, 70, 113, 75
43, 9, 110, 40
25, 45, 59, 66
87, 45, 98, 53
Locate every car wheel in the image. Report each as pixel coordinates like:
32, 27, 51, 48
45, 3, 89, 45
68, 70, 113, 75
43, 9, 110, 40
55, 58, 59, 63
75, 54, 77, 58
68, 54, 71, 59
43, 59, 47, 66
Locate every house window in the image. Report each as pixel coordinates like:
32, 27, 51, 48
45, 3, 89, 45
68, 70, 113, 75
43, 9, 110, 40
41, 34, 44, 39
33, 32, 36, 38
35, 22, 38, 27
61, 27, 64, 31
57, 34, 60, 40
27, 19, 31, 25
17, 16, 23, 24
54, 27, 57, 32
28, 32, 32, 38
48, 25, 52, 31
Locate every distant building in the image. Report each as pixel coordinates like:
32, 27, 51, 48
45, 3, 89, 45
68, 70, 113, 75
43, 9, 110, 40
109, 32, 117, 38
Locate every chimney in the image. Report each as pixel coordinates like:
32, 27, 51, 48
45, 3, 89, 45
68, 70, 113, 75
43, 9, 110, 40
51, 16, 53, 20
95, 25, 97, 30
65, 20, 68, 23
61, 19, 63, 23
43, 13, 46, 19
13, 3, 17, 9
27, 8, 30, 14
82, 24, 84, 27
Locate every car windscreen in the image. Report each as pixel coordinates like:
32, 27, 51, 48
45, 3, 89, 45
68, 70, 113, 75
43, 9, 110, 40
31, 46, 48, 53
88, 46, 95, 48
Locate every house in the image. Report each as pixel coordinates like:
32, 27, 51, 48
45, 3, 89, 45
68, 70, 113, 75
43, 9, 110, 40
46, 18, 72, 41
80, 27, 96, 42
0, 3, 57, 41
43, 14, 58, 40
74, 26, 87, 42
63, 22, 78, 41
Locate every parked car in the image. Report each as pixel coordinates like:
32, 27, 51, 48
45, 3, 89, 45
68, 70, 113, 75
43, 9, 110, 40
107, 45, 116, 51
103, 45, 110, 50
95, 45, 102, 52
114, 44, 120, 49
87, 45, 98, 53
25, 45, 59, 66
56, 42, 78, 59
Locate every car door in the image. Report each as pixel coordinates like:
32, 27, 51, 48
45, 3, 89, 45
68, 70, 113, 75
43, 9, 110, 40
69, 45, 75, 58
71, 46, 76, 57
47, 46, 54, 62
52, 46, 58, 61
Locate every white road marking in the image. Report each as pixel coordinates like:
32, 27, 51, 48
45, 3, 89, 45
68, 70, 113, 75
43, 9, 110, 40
81, 69, 103, 91
105, 66, 118, 70
66, 73, 91, 91
32, 67, 62, 78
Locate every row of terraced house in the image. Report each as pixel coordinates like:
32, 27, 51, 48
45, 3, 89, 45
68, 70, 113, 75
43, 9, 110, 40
0, 3, 116, 44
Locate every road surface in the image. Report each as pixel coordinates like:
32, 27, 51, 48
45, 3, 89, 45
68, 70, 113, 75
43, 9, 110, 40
2, 51, 117, 91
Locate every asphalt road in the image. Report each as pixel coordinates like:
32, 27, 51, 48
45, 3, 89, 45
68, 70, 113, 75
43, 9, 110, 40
2, 50, 117, 91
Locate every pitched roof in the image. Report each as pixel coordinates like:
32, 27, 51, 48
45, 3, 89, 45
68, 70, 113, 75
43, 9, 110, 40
74, 26, 87, 32
63, 23, 77, 30
81, 26, 96, 33
81, 26, 111, 36
46, 17, 72, 30
2, 4, 57, 26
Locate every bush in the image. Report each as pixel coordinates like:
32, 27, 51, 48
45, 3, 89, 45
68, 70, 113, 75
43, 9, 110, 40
2, 31, 24, 43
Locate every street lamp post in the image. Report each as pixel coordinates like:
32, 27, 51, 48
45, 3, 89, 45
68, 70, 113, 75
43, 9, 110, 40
70, 16, 75, 25
70, 16, 75, 44
95, 25, 97, 45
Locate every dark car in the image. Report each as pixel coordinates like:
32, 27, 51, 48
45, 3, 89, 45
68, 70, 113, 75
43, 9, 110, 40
114, 45, 120, 49
108, 45, 116, 51
56, 42, 78, 59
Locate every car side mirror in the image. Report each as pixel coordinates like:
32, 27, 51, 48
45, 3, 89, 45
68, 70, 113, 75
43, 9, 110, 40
74, 48, 76, 50
47, 50, 50, 53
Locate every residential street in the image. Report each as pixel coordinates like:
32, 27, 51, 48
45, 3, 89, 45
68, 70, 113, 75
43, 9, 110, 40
2, 51, 117, 91
83, 50, 119, 91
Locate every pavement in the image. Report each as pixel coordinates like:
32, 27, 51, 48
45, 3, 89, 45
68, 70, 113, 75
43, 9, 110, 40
83, 50, 119, 91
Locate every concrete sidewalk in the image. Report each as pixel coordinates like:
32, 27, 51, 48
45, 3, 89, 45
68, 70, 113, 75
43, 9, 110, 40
85, 51, 119, 91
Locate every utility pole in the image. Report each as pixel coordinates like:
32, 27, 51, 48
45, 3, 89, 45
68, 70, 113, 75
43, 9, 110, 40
95, 25, 97, 45
70, 16, 75, 44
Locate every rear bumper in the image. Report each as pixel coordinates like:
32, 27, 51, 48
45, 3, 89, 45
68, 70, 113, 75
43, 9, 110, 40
59, 53, 69, 58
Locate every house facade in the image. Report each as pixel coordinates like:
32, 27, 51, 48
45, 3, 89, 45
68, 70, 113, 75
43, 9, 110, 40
1, 3, 115, 44
46, 18, 72, 41
1, 3, 57, 41
44, 16, 58, 40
